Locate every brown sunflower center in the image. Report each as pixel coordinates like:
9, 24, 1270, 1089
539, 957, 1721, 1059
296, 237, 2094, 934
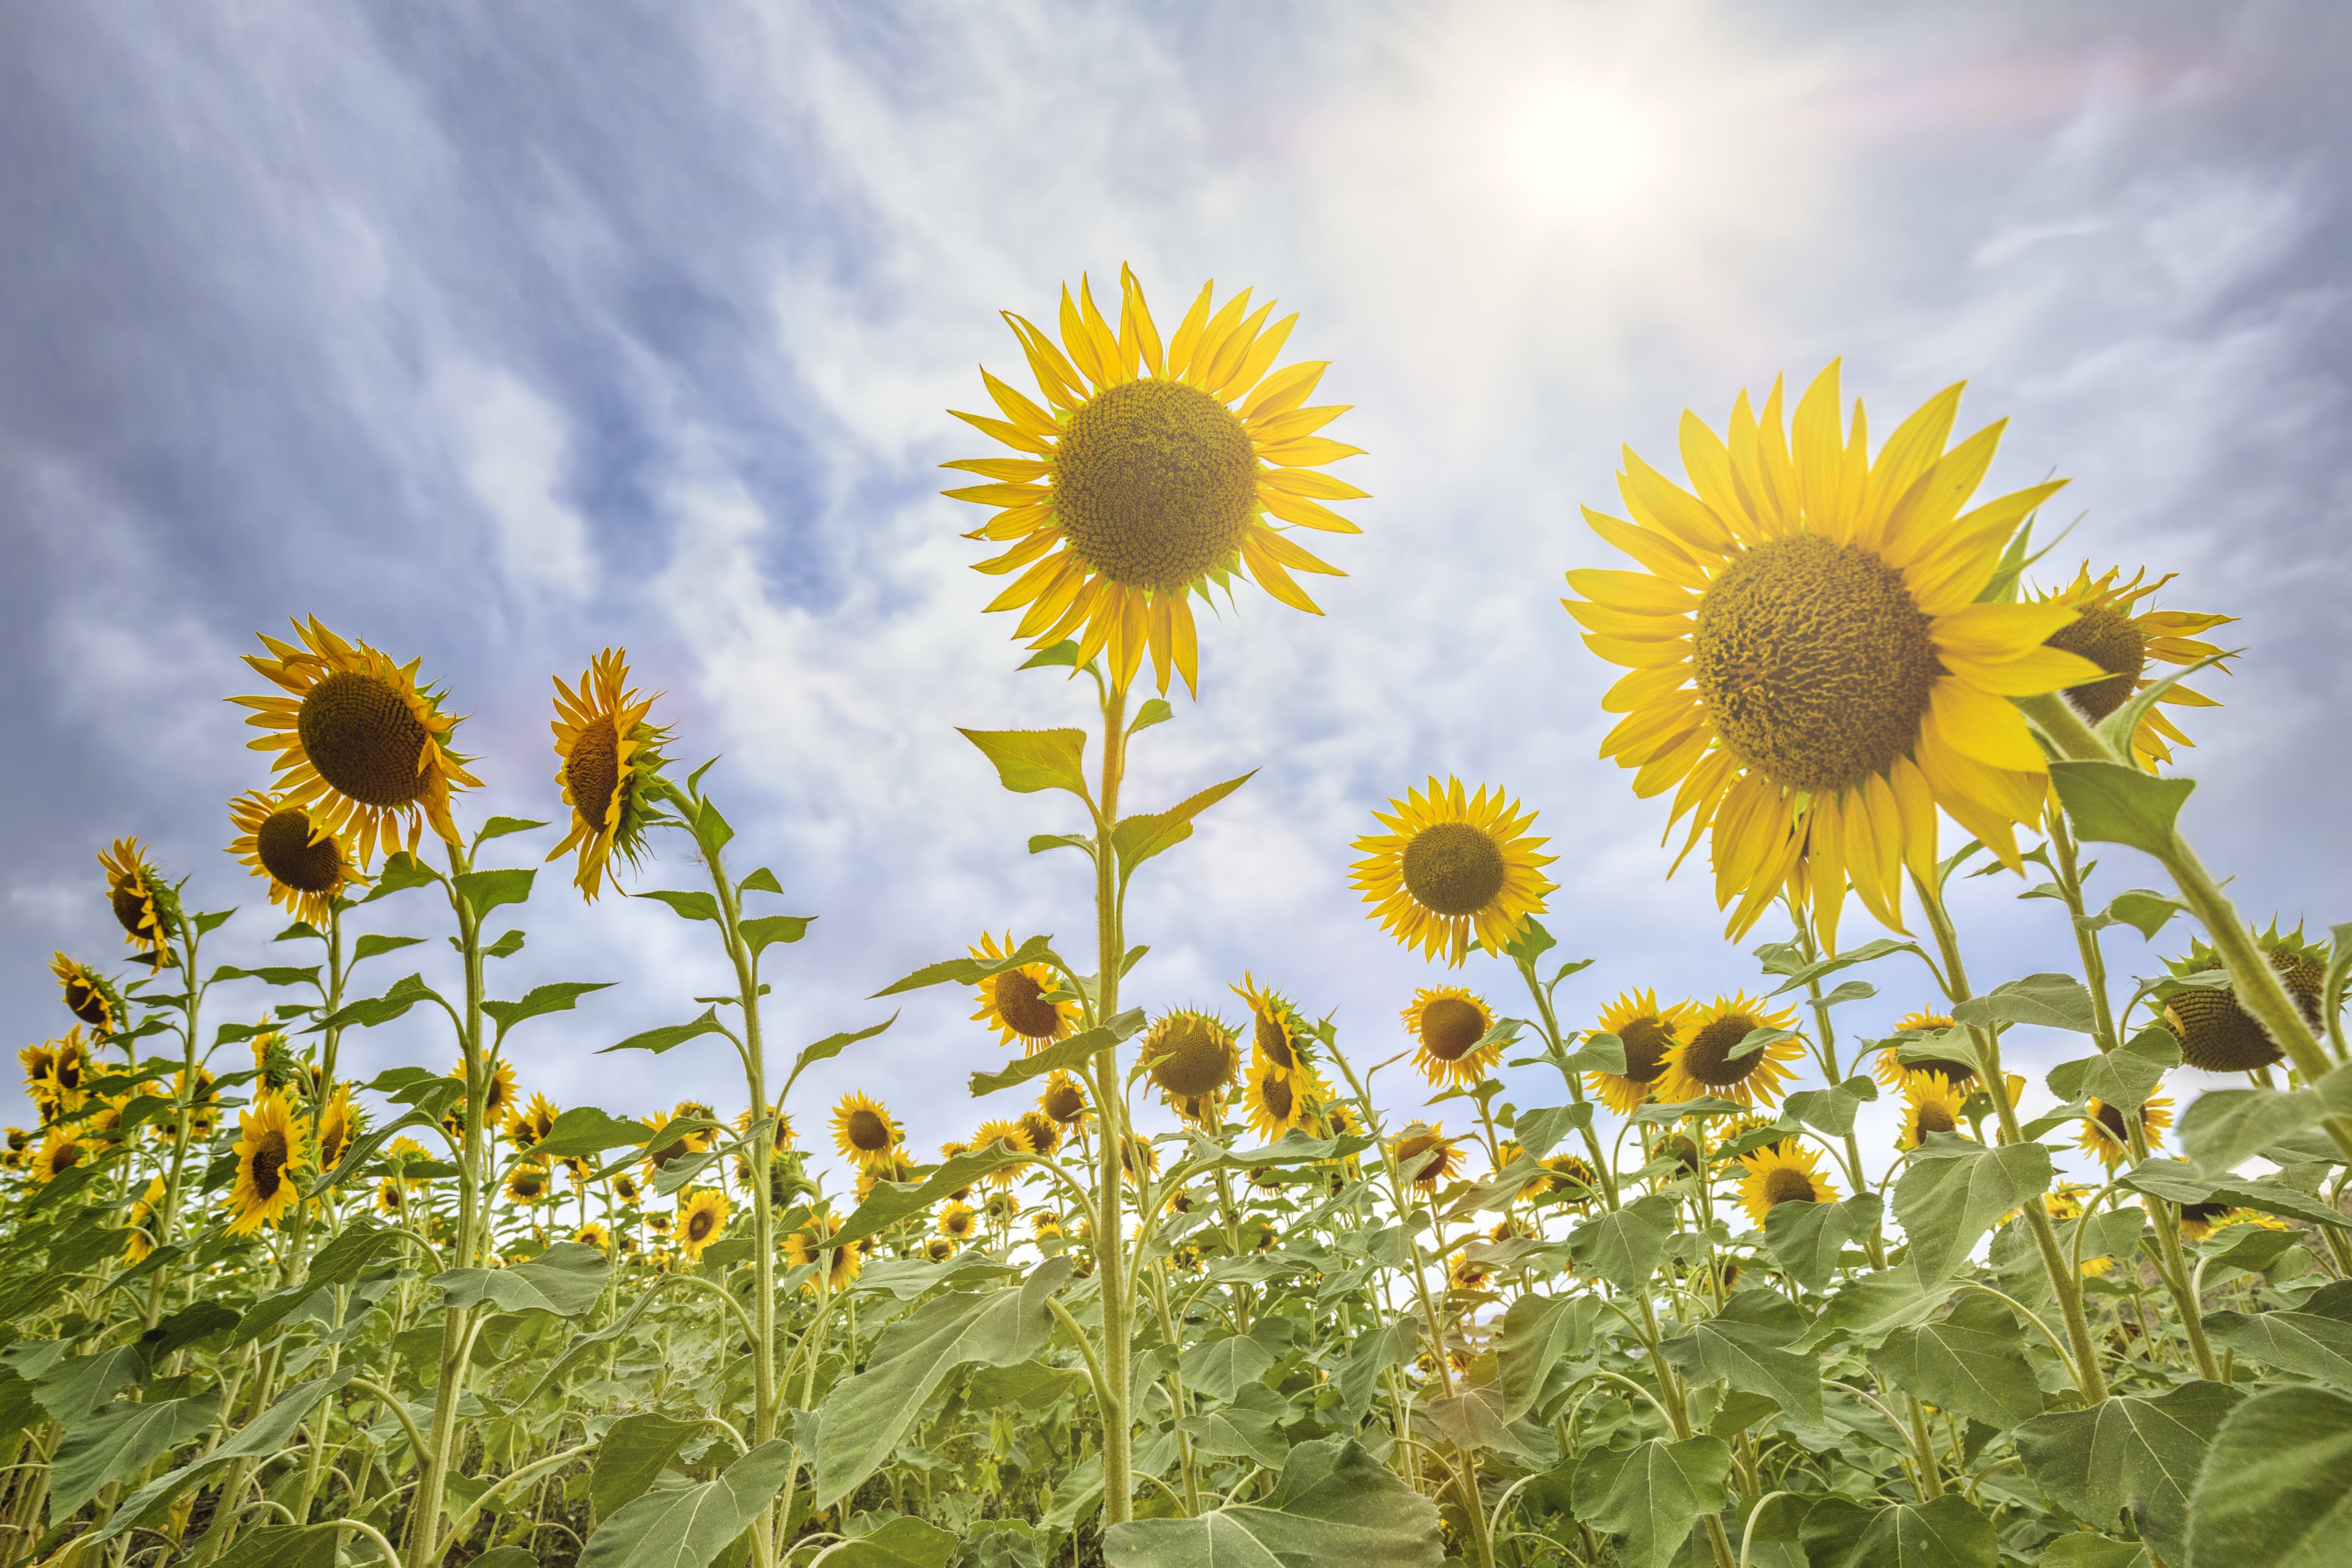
1417, 996, 1491, 1061
1693, 533, 1942, 793
1401, 821, 1507, 918
1145, 1014, 1238, 1098
64, 976, 109, 1026
53, 1054, 83, 1093
565, 716, 624, 829
110, 881, 153, 938
256, 809, 344, 894
845, 1108, 892, 1152
1915, 1099, 1958, 1137
511, 1173, 544, 1200
1762, 1166, 1818, 1208
322, 1118, 349, 1169
1910, 1057, 1978, 1088
1019, 1112, 1062, 1156
298, 670, 432, 809
946, 1210, 974, 1237
1681, 1012, 1770, 1087
2045, 603, 2146, 722
2162, 981, 2284, 1073
991, 969, 1065, 1040
1259, 1073, 1295, 1121
1253, 1008, 1295, 1070
2179, 1200, 2231, 1227
687, 1208, 717, 1244
251, 1131, 289, 1200
1617, 1016, 1676, 1086
1051, 377, 1258, 593
1042, 1079, 1086, 1123
2093, 1102, 2130, 1143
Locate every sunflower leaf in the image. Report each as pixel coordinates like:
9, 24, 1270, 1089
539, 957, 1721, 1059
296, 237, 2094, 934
2046, 1025, 2180, 1110
1765, 1191, 1882, 1294
737, 866, 783, 895
310, 973, 440, 1033
2016, 1381, 2242, 1567
475, 816, 548, 843
1781, 1076, 1879, 1139
1763, 937, 1931, 998
873, 933, 1059, 998
783, 1014, 898, 1098
1018, 641, 1084, 671
741, 914, 815, 954
1893, 1136, 2052, 1281
2120, 1158, 2351, 1229
1131, 697, 1175, 733
2186, 1383, 2352, 1568
432, 1242, 609, 1317
2101, 889, 2185, 940
830, 1146, 1033, 1252
1572, 1434, 1731, 1568
1798, 1494, 1999, 1568
351, 933, 424, 964
1029, 833, 1096, 858
451, 867, 534, 918
600, 1008, 728, 1057
968, 1009, 1144, 1096
1568, 1194, 1678, 1291
484, 981, 614, 1044
90, 1368, 358, 1544
2048, 761, 2195, 860
2097, 646, 2236, 762
528, 1107, 657, 1161
1113, 772, 1256, 876
635, 889, 720, 924
2177, 1068, 2352, 1174
577, 1438, 793, 1568
358, 852, 441, 902
960, 727, 1092, 801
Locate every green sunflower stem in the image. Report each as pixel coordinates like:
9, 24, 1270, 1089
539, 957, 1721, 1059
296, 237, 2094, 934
1510, 956, 1623, 1212
1786, 915, 1883, 1253
1091, 676, 1135, 1528
145, 911, 208, 1332
1912, 869, 2109, 1405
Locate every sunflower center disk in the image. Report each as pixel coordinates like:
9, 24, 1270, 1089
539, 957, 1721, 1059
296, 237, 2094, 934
1694, 534, 1943, 794
688, 1211, 715, 1243
1916, 1101, 1958, 1137
991, 970, 1063, 1039
1052, 379, 1258, 593
1401, 822, 1507, 918
1419, 998, 1489, 1062
2094, 1103, 2130, 1142
1762, 1167, 1817, 1208
257, 809, 343, 893
1148, 1017, 1235, 1098
2045, 604, 2147, 722
252, 1132, 288, 1200
846, 1109, 891, 1152
298, 671, 432, 809
1618, 1017, 1674, 1085
566, 717, 624, 826
1253, 1012, 1294, 1070
1683, 1014, 1768, 1088
1043, 1082, 1085, 1121
1262, 1076, 1294, 1120
2162, 983, 2283, 1072
110, 883, 150, 937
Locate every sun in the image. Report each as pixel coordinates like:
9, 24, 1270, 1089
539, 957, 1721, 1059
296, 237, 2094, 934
1502, 85, 1663, 221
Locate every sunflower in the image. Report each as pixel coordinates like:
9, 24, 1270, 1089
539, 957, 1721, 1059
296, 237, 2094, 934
507, 1091, 560, 1150
1390, 1124, 1465, 1193
1351, 778, 1556, 967
944, 266, 1364, 695
1567, 363, 2103, 947
227, 1086, 310, 1237
445, 1059, 519, 1138
1120, 1134, 1161, 1179
1232, 973, 1310, 1081
938, 1202, 979, 1243
1657, 993, 1805, 1109
643, 1100, 719, 1176
924, 1238, 954, 1262
33, 1128, 89, 1183
226, 791, 356, 929
178, 1066, 217, 1140
1140, 1010, 1240, 1100
1897, 1074, 1972, 1150
613, 1173, 642, 1205
1449, 1254, 1498, 1293
783, 1214, 861, 1291
575, 1221, 611, 1250
1736, 1142, 1839, 1228
676, 1188, 731, 1261
968, 932, 1079, 1052
37, 1031, 92, 1117
856, 1152, 914, 1202
1017, 1110, 1064, 1158
97, 838, 176, 965
48, 954, 121, 1034
984, 1189, 1022, 1226
1871, 1011, 1977, 1091
18, 1043, 55, 1112
2038, 566, 2234, 768
2176, 1204, 2286, 1244
504, 1165, 551, 1206
1038, 1071, 1090, 1126
2159, 929, 2333, 1073
831, 1092, 902, 1171
546, 649, 670, 900
1535, 1153, 1601, 1207
1401, 986, 1501, 1089
2078, 1093, 2173, 1169
125, 1176, 167, 1263
1243, 1057, 1319, 1143
317, 1084, 361, 1171
971, 1119, 1036, 1186
375, 1179, 406, 1215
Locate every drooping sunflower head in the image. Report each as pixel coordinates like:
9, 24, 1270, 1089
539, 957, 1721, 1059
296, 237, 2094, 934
1736, 1141, 1839, 1229
938, 1201, 979, 1242
1140, 1009, 1240, 1101
1897, 1073, 1972, 1150
944, 266, 1365, 696
1569, 363, 2104, 948
232, 618, 481, 867
227, 791, 357, 929
1873, 1011, 1977, 1091
317, 1084, 361, 1171
1390, 1123, 1465, 1193
1232, 973, 1309, 1079
676, 1187, 731, 1261
48, 954, 123, 1035
1351, 778, 1556, 968
97, 837, 178, 966
1400, 986, 1500, 1090
2078, 1093, 2172, 1169
1243, 1057, 1320, 1144
1038, 1071, 1090, 1127
227, 1085, 311, 1237
831, 1091, 902, 1170
1016, 1110, 1063, 1159
968, 932, 1079, 1052
1659, 993, 1805, 1109
547, 649, 671, 901
2038, 565, 2234, 767
2158, 927, 2332, 1072
33, 1128, 88, 1183
1586, 990, 1692, 1116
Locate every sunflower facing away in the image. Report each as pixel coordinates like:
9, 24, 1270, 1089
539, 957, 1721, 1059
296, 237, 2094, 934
944, 266, 1365, 695
676, 1187, 730, 1261
233, 617, 480, 866
831, 1091, 902, 1171
1233, 973, 1308, 1079
1352, 778, 1557, 967
1736, 1141, 1839, 1228
1141, 1010, 1240, 1101
2038, 566, 2233, 769
1586, 990, 1691, 1116
969, 932, 1079, 1052
2159, 928, 2332, 1073
1897, 1073, 1972, 1150
1567, 363, 2105, 947
98, 838, 176, 965
227, 791, 356, 930
1657, 993, 1805, 1109
48, 954, 121, 1034
1401, 986, 1502, 1090
548, 649, 670, 900
228, 1085, 311, 1237
1872, 1010, 1978, 1091
2078, 1093, 2172, 1169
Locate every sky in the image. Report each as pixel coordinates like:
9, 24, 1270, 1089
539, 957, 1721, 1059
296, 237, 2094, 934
4, 1, 2348, 1193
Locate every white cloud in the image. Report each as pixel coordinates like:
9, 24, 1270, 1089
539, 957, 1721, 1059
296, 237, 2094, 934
432, 361, 596, 601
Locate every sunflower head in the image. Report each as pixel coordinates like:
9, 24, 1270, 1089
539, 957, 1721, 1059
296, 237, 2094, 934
375, 1178, 406, 1215
97, 838, 179, 966
575, 1221, 611, 1250
1243, 1057, 1321, 1143
317, 1084, 361, 1171
1352, 778, 1556, 967
1448, 1253, 1497, 1293
944, 266, 1365, 696
48, 954, 123, 1035
505, 1164, 551, 1205
1140, 1010, 1240, 1100
2159, 927, 2332, 1072
970, 1118, 1035, 1186
2078, 1093, 2173, 1169
126, 1176, 167, 1263
676, 1187, 731, 1261
1401, 986, 1500, 1089
1659, 993, 1804, 1109
938, 1201, 979, 1242
508, 1091, 561, 1150
2177, 1203, 2285, 1244
33, 1128, 88, 1183
1736, 1142, 1839, 1229
2038, 565, 2235, 767
227, 791, 358, 929
1874, 1012, 1977, 1091
228, 1085, 311, 1237
1016, 1110, 1063, 1158
1897, 1073, 1972, 1150
1038, 1071, 1090, 1126
613, 1173, 641, 1204
1390, 1123, 1464, 1193
1585, 990, 1691, 1115
547, 649, 671, 901
831, 1091, 902, 1170
968, 932, 1080, 1052
1232, 973, 1310, 1079
1535, 1153, 1601, 1207
232, 618, 481, 867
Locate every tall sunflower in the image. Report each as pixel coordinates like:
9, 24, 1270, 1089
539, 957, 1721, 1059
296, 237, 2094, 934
548, 649, 669, 900
225, 791, 356, 930
1586, 990, 1691, 1116
1017, 1110, 1063, 1159
1657, 993, 1804, 1109
48, 954, 121, 1035
1232, 973, 1308, 1079
232, 617, 480, 866
2038, 566, 2233, 768
968, 932, 1079, 1052
971, 1118, 1036, 1186
1401, 986, 1501, 1089
944, 266, 1365, 695
1736, 1142, 1839, 1228
831, 1091, 902, 1171
97, 838, 176, 965
676, 1188, 731, 1261
1567, 363, 2103, 946
445, 1059, 519, 1138
2078, 1093, 2172, 1169
1351, 777, 1556, 967
227, 1085, 310, 1237
1140, 1011, 1240, 1101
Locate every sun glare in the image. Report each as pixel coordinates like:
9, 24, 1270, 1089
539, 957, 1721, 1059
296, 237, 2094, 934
1502, 86, 1663, 221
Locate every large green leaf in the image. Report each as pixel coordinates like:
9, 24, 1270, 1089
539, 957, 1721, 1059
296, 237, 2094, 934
1571, 1435, 1731, 1568
968, 1009, 1145, 1096
2201, 1284, 2352, 1386
1335, 1316, 1420, 1423
2186, 1384, 2352, 1568
48, 1393, 217, 1521
206, 1525, 344, 1568
530, 1107, 657, 1160
2046, 1025, 2181, 1111
432, 1242, 609, 1317
453, 866, 536, 917
483, 981, 614, 1042
829, 1145, 1033, 1251
2120, 1158, 2350, 1230
1493, 1292, 1596, 1420
960, 728, 1091, 799
1104, 1438, 1442, 1568
1568, 1194, 1677, 1290
1798, 1495, 1998, 1567
94, 1369, 358, 1542
1763, 1191, 1881, 1294
1180, 1325, 1283, 1403
1112, 772, 1255, 875
577, 1438, 793, 1568
1869, 1295, 2044, 1429
1177, 1382, 1291, 1468
589, 1411, 707, 1522
827, 1515, 962, 1568
1779, 1076, 1879, 1138
1656, 1289, 1822, 1426
2014, 1380, 2242, 1566
1798, 1263, 1954, 1351
1892, 1135, 2051, 1282
1951, 971, 2097, 1033
2177, 1065, 2352, 1174
2049, 760, 2193, 858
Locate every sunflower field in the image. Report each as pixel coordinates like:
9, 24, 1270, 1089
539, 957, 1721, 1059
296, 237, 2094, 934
6, 270, 2350, 1568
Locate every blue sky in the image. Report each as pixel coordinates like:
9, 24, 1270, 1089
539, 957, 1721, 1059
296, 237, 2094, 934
4, 2, 2346, 1186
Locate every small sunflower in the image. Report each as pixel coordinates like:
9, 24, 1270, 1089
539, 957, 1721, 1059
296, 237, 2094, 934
317, 1084, 361, 1171
676, 1187, 731, 1261
984, 1189, 1022, 1226
1232, 973, 1309, 1079
227, 1085, 311, 1237
2177, 1203, 2286, 1244
783, 1214, 860, 1291
507, 1091, 561, 1150
1120, 1133, 1161, 1179
944, 266, 1365, 695
1872, 1011, 1977, 1091
375, 1179, 406, 1215
1567, 363, 2102, 946
227, 791, 356, 929
1351, 778, 1556, 967
575, 1221, 611, 1250
48, 954, 122, 1035
33, 1128, 89, 1183
1657, 993, 1804, 1109
644, 1101, 719, 1176
925, 1238, 954, 1261
1535, 1153, 1602, 1207
968, 932, 1079, 1052
1897, 1074, 1972, 1150
2038, 566, 2234, 768
18, 1042, 55, 1109
1390, 1124, 1465, 1193
177, 1066, 217, 1139
831, 1091, 902, 1171
1449, 1253, 1498, 1293
2159, 927, 2333, 1073
971, 1118, 1035, 1186
126, 1176, 166, 1263
1243, 1057, 1320, 1143
1401, 986, 1501, 1090
1586, 992, 1691, 1115
233, 617, 481, 866
1017, 1110, 1064, 1158
37, 1031, 92, 1116
547, 649, 670, 900
504, 1165, 551, 1206
97, 838, 177, 965
938, 1202, 979, 1243
1038, 1071, 1090, 1126
447, 1060, 519, 1137
856, 1151, 915, 1202
613, 1173, 642, 1205
2078, 1093, 2173, 1169
1736, 1142, 1839, 1228
1140, 1010, 1240, 1100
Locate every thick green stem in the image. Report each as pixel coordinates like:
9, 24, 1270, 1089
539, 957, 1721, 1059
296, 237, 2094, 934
1091, 679, 1134, 1526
